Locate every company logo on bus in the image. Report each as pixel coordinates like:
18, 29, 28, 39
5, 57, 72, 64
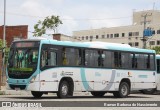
60, 71, 73, 76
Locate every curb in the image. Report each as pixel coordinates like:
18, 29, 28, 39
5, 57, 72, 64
0, 91, 5, 95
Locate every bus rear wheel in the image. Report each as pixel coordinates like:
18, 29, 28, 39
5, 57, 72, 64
113, 82, 130, 98
31, 91, 43, 98
57, 80, 69, 98
91, 91, 106, 97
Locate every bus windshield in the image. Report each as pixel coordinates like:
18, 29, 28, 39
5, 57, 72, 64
8, 41, 39, 79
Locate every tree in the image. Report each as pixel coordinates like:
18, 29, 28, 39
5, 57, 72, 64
33, 15, 63, 36
151, 46, 160, 54
0, 39, 9, 64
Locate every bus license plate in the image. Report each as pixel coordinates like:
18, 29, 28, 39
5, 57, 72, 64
15, 88, 20, 90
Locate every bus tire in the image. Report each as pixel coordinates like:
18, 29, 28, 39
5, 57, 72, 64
31, 91, 43, 98
57, 80, 69, 98
113, 82, 130, 98
91, 91, 106, 97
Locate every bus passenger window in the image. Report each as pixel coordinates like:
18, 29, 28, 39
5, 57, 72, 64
146, 55, 150, 69
98, 51, 101, 67
84, 50, 99, 67
62, 48, 68, 65
131, 54, 137, 69
101, 53, 105, 67
78, 49, 82, 65
103, 51, 112, 68
62, 47, 81, 66
114, 52, 120, 68
150, 55, 154, 70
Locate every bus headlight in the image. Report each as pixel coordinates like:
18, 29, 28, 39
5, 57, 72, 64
30, 76, 37, 83
6, 78, 8, 83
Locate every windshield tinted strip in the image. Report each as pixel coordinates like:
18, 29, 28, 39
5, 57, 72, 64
9, 68, 33, 72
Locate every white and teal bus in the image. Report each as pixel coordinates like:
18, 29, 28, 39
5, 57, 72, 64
6, 39, 157, 98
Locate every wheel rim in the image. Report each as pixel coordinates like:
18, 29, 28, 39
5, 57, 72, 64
61, 84, 68, 96
121, 85, 128, 96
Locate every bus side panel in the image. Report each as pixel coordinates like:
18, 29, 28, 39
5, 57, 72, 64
133, 71, 156, 90
114, 70, 134, 91
93, 69, 115, 91
38, 69, 60, 91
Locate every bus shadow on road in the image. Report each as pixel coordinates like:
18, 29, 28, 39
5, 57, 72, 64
3, 95, 152, 100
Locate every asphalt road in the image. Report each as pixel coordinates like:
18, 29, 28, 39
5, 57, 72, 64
0, 93, 160, 110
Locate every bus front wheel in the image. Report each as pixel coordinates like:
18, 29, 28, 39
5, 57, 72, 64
31, 91, 43, 98
57, 80, 69, 98
113, 82, 130, 98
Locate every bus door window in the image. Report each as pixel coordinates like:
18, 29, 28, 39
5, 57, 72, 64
41, 46, 57, 69
41, 50, 48, 67
48, 51, 57, 66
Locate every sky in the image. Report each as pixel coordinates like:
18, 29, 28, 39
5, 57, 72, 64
0, 0, 160, 37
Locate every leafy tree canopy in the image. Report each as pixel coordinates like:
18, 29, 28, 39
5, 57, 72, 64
33, 15, 62, 37
151, 46, 160, 54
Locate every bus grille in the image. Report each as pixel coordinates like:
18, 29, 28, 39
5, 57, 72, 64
8, 72, 32, 79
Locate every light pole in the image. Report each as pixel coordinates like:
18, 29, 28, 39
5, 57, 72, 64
2, 0, 6, 86
3, 0, 6, 50
141, 13, 152, 49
